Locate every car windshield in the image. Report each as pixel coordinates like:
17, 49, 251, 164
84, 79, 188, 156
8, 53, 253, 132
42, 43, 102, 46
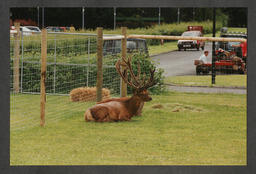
217, 41, 241, 51
26, 27, 40, 32
182, 32, 198, 37
103, 39, 147, 55
228, 42, 240, 47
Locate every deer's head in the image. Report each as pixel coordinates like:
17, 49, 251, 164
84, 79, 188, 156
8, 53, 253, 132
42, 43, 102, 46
115, 55, 157, 102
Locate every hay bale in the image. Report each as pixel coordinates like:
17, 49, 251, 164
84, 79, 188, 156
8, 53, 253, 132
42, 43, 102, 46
70, 87, 111, 102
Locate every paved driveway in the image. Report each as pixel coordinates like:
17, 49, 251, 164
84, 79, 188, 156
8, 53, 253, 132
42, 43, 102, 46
152, 43, 213, 76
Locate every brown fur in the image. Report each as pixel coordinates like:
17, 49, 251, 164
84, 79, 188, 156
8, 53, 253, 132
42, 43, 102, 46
84, 89, 151, 122
84, 56, 156, 122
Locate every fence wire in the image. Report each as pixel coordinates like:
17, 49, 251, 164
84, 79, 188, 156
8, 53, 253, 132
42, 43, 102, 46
10, 31, 122, 131
10, 31, 247, 131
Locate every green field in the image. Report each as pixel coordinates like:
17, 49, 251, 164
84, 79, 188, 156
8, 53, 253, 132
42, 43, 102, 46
165, 75, 247, 88
10, 25, 247, 165
10, 92, 246, 165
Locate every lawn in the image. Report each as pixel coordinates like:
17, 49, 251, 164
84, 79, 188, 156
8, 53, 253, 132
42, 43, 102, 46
165, 75, 247, 88
149, 41, 177, 56
10, 91, 246, 165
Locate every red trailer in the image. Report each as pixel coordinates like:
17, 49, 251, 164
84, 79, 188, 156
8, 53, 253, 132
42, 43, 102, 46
194, 50, 246, 75
194, 29, 247, 75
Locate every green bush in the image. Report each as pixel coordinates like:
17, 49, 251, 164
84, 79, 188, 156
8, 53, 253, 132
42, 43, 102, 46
125, 53, 166, 95
10, 53, 165, 96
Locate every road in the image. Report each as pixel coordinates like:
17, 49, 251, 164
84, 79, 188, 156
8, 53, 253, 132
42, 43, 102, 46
151, 43, 247, 94
165, 85, 246, 94
152, 43, 213, 76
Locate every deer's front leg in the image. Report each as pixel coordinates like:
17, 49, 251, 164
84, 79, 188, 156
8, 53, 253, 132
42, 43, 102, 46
118, 112, 131, 121
135, 102, 144, 116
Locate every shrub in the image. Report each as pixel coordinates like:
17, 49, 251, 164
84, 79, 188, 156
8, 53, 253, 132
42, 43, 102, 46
10, 53, 166, 96
125, 53, 166, 95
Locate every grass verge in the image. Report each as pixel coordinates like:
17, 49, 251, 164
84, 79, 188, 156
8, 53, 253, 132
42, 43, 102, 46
10, 92, 246, 165
149, 41, 177, 56
164, 75, 247, 88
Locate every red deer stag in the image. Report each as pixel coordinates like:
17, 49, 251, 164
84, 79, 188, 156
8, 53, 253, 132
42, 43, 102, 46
84, 56, 157, 122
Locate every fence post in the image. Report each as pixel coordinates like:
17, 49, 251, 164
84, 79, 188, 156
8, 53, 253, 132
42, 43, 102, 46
121, 27, 127, 97
87, 37, 90, 87
96, 27, 103, 102
13, 22, 20, 93
40, 29, 47, 127
20, 30, 24, 93
53, 34, 57, 93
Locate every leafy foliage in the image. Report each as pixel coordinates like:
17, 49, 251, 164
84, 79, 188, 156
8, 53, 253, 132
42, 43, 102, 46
125, 53, 166, 95
10, 53, 166, 95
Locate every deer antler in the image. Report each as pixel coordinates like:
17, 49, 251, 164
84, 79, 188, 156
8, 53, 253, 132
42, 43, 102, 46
143, 68, 157, 89
115, 60, 139, 89
115, 55, 157, 91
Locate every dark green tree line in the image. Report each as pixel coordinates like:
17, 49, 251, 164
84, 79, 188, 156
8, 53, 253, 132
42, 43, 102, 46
10, 7, 247, 29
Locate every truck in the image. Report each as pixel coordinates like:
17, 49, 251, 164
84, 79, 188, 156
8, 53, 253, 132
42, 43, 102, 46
177, 26, 205, 51
103, 37, 149, 56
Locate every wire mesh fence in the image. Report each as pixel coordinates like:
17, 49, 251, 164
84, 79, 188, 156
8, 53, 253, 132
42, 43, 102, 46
10, 28, 247, 130
10, 30, 122, 131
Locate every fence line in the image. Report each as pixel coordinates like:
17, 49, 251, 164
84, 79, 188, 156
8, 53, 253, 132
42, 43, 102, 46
121, 27, 127, 97
128, 34, 247, 42
10, 26, 124, 130
10, 26, 247, 131
40, 29, 47, 127
13, 22, 20, 93
96, 27, 103, 102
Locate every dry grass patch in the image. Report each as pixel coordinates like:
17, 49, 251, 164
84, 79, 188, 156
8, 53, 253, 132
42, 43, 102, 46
152, 103, 206, 113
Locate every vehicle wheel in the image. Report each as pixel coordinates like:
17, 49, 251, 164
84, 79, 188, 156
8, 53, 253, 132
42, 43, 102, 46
184, 48, 186, 51
178, 48, 181, 51
203, 70, 209, 75
238, 68, 245, 74
196, 66, 201, 75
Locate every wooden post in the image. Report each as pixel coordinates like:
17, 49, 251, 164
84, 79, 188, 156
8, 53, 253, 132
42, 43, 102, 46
40, 29, 47, 127
121, 27, 127, 97
13, 22, 20, 93
96, 27, 103, 102
127, 34, 247, 42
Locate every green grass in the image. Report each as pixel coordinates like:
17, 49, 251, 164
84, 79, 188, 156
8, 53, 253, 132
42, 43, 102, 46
149, 41, 177, 56
10, 92, 246, 165
227, 27, 247, 33
165, 75, 247, 88
11, 26, 247, 61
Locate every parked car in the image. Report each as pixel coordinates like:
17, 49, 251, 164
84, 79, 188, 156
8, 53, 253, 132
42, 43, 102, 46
10, 26, 17, 37
103, 37, 149, 56
23, 26, 41, 32
177, 26, 205, 51
10, 26, 41, 36
46, 26, 62, 32
21, 26, 41, 35
46, 26, 72, 32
